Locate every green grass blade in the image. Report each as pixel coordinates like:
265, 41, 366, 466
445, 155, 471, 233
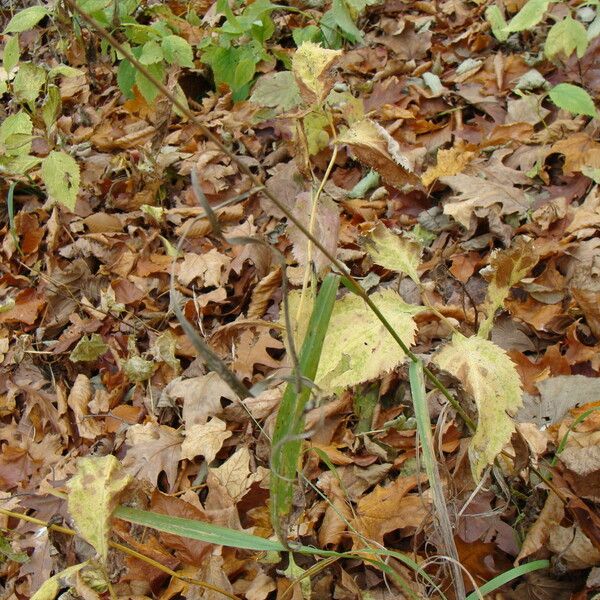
115, 506, 286, 551
270, 274, 340, 542
465, 560, 550, 600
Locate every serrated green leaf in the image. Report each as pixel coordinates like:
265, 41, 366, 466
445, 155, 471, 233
139, 40, 163, 65
485, 5, 509, 41
41, 151, 80, 211
3, 35, 20, 74
13, 62, 46, 108
41, 85, 61, 130
135, 61, 164, 103
364, 221, 422, 283
549, 83, 597, 117
545, 16, 588, 59
3, 6, 49, 34
70, 334, 109, 362
315, 289, 423, 392
0, 111, 33, 157
250, 71, 302, 111
506, 0, 553, 32
161, 34, 194, 68
67, 456, 132, 561
434, 334, 522, 481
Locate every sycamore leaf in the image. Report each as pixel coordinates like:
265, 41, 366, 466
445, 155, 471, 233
67, 456, 132, 562
292, 42, 342, 104
478, 239, 539, 338
41, 151, 80, 211
316, 289, 423, 392
337, 119, 420, 189
434, 334, 522, 481
363, 221, 422, 283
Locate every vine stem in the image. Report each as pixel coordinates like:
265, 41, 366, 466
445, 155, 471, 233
62, 0, 472, 431
0, 507, 241, 600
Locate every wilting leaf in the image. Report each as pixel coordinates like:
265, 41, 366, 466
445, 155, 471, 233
434, 334, 523, 481
545, 16, 588, 60
337, 119, 420, 188
316, 289, 423, 392
292, 41, 342, 104
478, 239, 539, 338
41, 151, 80, 211
69, 334, 108, 362
67, 455, 132, 561
363, 221, 422, 283
122, 355, 155, 383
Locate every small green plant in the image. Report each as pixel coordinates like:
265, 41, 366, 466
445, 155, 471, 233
486, 0, 599, 117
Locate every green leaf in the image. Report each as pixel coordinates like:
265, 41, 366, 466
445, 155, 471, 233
0, 155, 41, 175
3, 6, 49, 34
485, 5, 509, 41
549, 83, 597, 117
67, 456, 132, 562
41, 151, 80, 211
161, 34, 194, 68
70, 334, 109, 362
364, 221, 422, 283
3, 35, 20, 74
304, 110, 330, 155
315, 289, 423, 393
271, 274, 340, 536
434, 334, 523, 481
506, 0, 553, 32
41, 85, 62, 130
292, 25, 322, 46
0, 111, 33, 157
250, 71, 302, 111
117, 59, 136, 99
135, 61, 164, 103
329, 0, 363, 43
139, 40, 163, 65
545, 16, 588, 59
13, 62, 46, 108
232, 57, 256, 92
0, 532, 28, 563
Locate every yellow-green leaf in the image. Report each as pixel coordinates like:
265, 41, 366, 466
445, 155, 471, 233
434, 334, 522, 481
41, 151, 80, 211
13, 62, 46, 108
0, 111, 32, 157
478, 239, 539, 338
545, 16, 588, 60
67, 455, 132, 562
292, 41, 341, 104
364, 221, 422, 283
316, 289, 423, 392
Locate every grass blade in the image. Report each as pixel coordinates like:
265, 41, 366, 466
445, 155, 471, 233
115, 506, 286, 552
270, 274, 340, 543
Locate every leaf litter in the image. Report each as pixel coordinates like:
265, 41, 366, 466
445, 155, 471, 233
2, 0, 600, 599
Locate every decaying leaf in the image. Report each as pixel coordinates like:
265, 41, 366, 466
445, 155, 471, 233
67, 455, 132, 561
316, 289, 423, 392
292, 42, 342, 105
422, 144, 476, 186
337, 119, 421, 189
434, 334, 523, 481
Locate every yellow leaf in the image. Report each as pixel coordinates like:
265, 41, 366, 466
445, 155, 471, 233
67, 455, 132, 562
31, 562, 88, 600
315, 289, 423, 393
421, 144, 475, 186
364, 221, 422, 283
434, 334, 522, 481
478, 238, 539, 338
291, 42, 342, 105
